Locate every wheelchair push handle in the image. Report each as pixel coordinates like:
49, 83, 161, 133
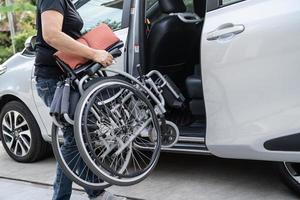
107, 40, 124, 59
93, 41, 123, 67
86, 44, 123, 76
109, 48, 122, 59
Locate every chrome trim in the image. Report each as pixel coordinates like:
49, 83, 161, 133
137, 143, 210, 155
179, 136, 205, 143
174, 143, 207, 149
170, 13, 203, 24
161, 147, 211, 155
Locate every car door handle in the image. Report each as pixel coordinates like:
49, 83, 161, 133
207, 23, 245, 41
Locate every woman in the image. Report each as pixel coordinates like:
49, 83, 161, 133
34, 0, 126, 200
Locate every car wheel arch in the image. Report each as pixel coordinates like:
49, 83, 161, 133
0, 93, 52, 143
0, 94, 45, 138
0, 94, 23, 113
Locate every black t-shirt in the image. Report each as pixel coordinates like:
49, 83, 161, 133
35, 0, 84, 79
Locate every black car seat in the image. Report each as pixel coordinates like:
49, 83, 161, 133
186, 65, 205, 116
146, 0, 202, 92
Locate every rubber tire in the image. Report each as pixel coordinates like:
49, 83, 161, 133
277, 162, 300, 196
74, 78, 161, 186
51, 124, 110, 190
0, 101, 51, 163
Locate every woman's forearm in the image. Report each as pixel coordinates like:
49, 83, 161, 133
44, 30, 97, 60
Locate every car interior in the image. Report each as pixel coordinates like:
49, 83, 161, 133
142, 0, 207, 145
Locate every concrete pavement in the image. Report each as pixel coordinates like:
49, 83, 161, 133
0, 144, 298, 200
0, 179, 89, 200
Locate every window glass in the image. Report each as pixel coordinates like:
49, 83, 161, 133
146, 0, 158, 9
183, 0, 194, 12
222, 0, 241, 6
77, 0, 124, 33
146, 0, 193, 12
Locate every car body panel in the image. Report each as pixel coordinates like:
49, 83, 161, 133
202, 0, 300, 162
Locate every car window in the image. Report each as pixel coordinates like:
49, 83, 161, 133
146, 0, 158, 9
146, 0, 193, 11
222, 0, 242, 6
183, 0, 194, 12
77, 0, 124, 33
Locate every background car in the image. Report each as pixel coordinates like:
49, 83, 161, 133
1, 0, 300, 196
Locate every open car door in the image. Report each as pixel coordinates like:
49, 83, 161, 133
202, 0, 300, 162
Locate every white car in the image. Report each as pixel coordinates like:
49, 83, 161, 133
1, 0, 300, 195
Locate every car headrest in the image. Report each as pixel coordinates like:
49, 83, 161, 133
159, 0, 187, 14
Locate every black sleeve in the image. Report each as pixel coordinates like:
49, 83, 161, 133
40, 0, 66, 15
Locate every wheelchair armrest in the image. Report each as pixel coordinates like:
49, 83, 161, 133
110, 48, 122, 58
85, 47, 122, 76
60, 41, 124, 78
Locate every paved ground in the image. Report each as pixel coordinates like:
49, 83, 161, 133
0, 179, 89, 200
0, 144, 298, 200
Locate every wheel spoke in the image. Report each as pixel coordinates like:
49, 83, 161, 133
71, 155, 82, 172
131, 150, 142, 171
132, 147, 148, 166
13, 111, 20, 130
63, 150, 79, 158
8, 112, 13, 130
17, 140, 27, 156
2, 130, 13, 139
132, 146, 151, 161
2, 118, 12, 131
13, 141, 18, 155
85, 167, 90, 182
19, 130, 31, 138
6, 138, 14, 149
79, 163, 88, 178
20, 135, 30, 150
15, 120, 27, 129
67, 152, 80, 166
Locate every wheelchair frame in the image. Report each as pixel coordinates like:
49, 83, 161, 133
50, 42, 182, 187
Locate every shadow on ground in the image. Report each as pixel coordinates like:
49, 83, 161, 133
0, 145, 298, 200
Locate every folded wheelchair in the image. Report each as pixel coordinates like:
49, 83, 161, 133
50, 34, 185, 189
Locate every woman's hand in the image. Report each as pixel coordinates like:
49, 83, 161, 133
92, 50, 114, 67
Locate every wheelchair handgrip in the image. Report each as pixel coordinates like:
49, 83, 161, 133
109, 48, 122, 58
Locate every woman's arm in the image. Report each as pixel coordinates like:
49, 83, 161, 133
41, 10, 113, 67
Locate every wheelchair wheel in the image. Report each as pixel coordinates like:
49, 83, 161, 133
51, 124, 110, 190
74, 79, 161, 186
